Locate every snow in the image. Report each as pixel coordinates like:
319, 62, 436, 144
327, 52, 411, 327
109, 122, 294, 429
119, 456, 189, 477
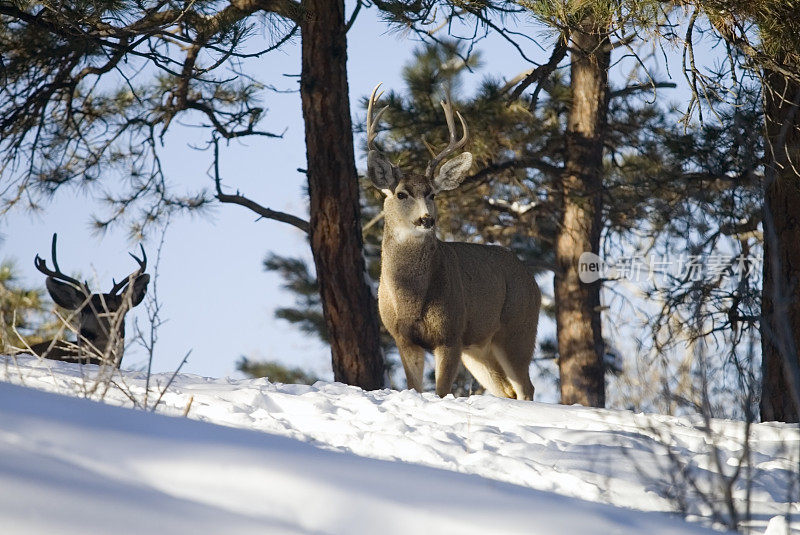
1, 355, 798, 534
487, 198, 538, 215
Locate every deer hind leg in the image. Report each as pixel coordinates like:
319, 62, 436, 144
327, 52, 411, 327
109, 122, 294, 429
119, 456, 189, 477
461, 344, 516, 398
397, 340, 425, 392
491, 340, 535, 401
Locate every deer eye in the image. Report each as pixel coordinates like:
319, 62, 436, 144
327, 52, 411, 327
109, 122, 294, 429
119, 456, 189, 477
428, 193, 436, 200
396, 191, 408, 200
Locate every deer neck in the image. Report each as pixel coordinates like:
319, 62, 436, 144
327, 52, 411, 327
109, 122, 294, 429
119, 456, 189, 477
381, 226, 440, 307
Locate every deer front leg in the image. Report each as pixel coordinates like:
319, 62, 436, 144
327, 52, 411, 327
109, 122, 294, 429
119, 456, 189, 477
396, 340, 425, 392
434, 345, 462, 397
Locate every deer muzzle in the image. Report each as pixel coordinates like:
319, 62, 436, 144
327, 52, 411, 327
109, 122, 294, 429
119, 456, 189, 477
416, 215, 435, 229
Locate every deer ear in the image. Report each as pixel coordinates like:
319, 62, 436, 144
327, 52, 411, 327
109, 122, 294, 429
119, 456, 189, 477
367, 150, 399, 192
433, 152, 473, 192
45, 278, 86, 310
130, 274, 149, 307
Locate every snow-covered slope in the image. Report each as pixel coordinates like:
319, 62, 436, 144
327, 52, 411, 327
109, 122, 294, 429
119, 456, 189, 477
1, 356, 797, 534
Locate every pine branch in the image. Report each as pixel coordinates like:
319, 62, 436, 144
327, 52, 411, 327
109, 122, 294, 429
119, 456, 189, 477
464, 157, 562, 185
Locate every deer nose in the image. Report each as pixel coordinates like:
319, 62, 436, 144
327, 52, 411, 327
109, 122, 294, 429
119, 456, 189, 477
418, 215, 435, 229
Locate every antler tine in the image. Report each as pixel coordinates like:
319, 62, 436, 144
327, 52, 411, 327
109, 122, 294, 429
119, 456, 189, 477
425, 96, 470, 179
367, 83, 389, 151
110, 243, 147, 295
34, 234, 90, 295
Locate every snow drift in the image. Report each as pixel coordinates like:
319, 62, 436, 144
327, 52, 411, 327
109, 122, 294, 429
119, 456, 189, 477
0, 355, 797, 534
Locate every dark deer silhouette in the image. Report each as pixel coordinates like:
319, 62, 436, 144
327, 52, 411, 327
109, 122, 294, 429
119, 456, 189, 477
25, 234, 149, 366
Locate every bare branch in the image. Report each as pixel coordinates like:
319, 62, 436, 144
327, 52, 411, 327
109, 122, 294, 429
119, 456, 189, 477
609, 82, 677, 99
507, 32, 569, 108
212, 137, 309, 233
345, 0, 363, 33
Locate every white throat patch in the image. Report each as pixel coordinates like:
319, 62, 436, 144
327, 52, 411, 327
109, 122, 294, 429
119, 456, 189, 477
392, 224, 433, 243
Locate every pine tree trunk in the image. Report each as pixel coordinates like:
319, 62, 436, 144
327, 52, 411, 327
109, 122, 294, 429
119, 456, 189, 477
299, 0, 384, 389
554, 19, 609, 407
760, 69, 800, 422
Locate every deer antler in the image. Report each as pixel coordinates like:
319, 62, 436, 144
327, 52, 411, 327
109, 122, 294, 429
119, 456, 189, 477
425, 92, 469, 179
34, 234, 90, 295
109, 244, 147, 295
367, 83, 389, 152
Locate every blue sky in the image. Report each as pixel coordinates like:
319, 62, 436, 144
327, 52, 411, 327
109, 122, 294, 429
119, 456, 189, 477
2, 4, 697, 380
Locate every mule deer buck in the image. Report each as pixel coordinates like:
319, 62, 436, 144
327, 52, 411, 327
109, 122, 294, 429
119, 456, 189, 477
22, 234, 149, 366
366, 84, 541, 399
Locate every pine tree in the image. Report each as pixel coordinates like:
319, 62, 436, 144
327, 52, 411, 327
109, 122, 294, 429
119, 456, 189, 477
236, 356, 318, 385
0, 262, 58, 352
685, 0, 800, 422
264, 254, 328, 343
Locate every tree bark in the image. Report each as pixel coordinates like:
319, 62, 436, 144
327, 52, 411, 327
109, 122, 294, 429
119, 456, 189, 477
760, 68, 800, 422
299, 0, 384, 389
554, 18, 609, 407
